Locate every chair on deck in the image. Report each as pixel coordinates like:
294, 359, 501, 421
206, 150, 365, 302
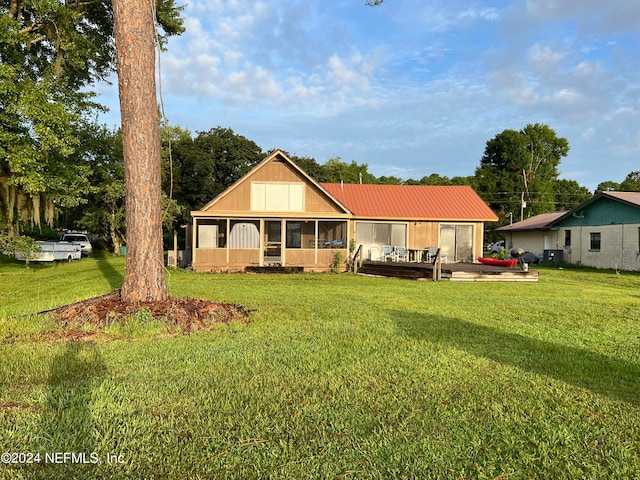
425, 246, 447, 263
382, 245, 393, 261
369, 245, 381, 261
393, 246, 409, 262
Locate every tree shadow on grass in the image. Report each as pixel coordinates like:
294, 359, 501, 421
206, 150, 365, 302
392, 310, 640, 406
32, 342, 107, 478
95, 254, 124, 291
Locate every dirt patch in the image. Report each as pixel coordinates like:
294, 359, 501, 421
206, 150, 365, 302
0, 401, 39, 413
37, 290, 251, 341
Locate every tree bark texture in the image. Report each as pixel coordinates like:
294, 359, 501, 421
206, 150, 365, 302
112, 0, 167, 302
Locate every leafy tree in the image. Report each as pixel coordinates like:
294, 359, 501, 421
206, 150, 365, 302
475, 124, 570, 219
0, 234, 41, 266
619, 171, 640, 192
290, 155, 329, 183
76, 127, 126, 255
450, 176, 474, 186
595, 180, 621, 193
160, 122, 192, 203
172, 127, 264, 212
291, 154, 381, 185
405, 173, 472, 186
73, 122, 188, 256
596, 172, 640, 193
553, 179, 592, 211
0, 0, 183, 244
375, 175, 404, 185
322, 158, 376, 184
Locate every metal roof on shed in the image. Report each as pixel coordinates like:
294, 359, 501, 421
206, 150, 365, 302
496, 211, 567, 231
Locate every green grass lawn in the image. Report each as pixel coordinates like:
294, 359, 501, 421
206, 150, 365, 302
1, 253, 639, 479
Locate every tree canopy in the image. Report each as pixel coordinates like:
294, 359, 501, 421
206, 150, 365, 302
0, 0, 183, 240
171, 127, 264, 214
552, 179, 592, 211
620, 171, 640, 192
475, 123, 570, 221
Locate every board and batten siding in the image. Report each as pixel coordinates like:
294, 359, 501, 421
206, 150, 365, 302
204, 160, 345, 215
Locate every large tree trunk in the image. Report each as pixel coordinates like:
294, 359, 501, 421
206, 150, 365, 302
112, 0, 167, 302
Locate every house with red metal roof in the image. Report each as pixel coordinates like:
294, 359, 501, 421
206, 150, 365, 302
190, 150, 497, 272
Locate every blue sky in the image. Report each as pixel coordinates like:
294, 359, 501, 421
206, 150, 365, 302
96, 0, 640, 192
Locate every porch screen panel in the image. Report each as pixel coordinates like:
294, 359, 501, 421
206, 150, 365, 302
301, 222, 316, 249
286, 222, 302, 248
319, 221, 347, 244
285, 221, 316, 248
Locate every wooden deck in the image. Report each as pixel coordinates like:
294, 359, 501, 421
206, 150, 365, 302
357, 260, 539, 282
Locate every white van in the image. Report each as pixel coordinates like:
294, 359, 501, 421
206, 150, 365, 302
15, 241, 82, 262
60, 233, 92, 257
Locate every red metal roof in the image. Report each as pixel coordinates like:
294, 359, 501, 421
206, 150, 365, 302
320, 183, 497, 221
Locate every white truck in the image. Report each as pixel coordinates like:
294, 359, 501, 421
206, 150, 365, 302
60, 233, 93, 257
15, 241, 82, 263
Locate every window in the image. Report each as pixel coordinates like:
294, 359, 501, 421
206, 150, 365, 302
355, 222, 407, 248
251, 183, 304, 212
564, 230, 571, 248
590, 232, 601, 251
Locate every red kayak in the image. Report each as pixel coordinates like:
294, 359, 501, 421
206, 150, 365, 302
477, 257, 517, 267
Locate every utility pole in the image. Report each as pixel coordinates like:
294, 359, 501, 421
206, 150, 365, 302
521, 169, 528, 221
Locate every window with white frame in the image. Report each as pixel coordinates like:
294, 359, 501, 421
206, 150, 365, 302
251, 182, 304, 212
589, 232, 601, 251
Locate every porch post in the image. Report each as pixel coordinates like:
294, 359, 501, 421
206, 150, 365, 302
172, 229, 178, 268
314, 220, 319, 264
226, 218, 230, 264
192, 217, 197, 268
259, 219, 264, 266
281, 219, 286, 266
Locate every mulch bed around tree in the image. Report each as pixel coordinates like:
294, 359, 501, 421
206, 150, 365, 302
36, 290, 251, 342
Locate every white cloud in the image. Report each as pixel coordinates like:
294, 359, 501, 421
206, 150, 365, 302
326, 54, 371, 92
405, 3, 501, 33
525, 0, 640, 32
581, 127, 595, 140
96, 0, 640, 192
528, 44, 566, 72
551, 88, 578, 104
